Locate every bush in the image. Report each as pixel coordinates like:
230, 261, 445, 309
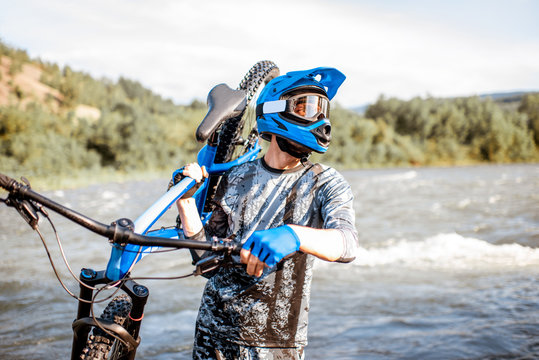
1, 38, 537, 183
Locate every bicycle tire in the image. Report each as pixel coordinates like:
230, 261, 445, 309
80, 294, 133, 360
202, 61, 279, 212
214, 60, 280, 164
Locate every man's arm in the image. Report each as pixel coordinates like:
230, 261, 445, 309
175, 163, 207, 237
240, 225, 355, 277
177, 197, 204, 237
241, 169, 358, 277
176, 163, 233, 266
290, 225, 344, 261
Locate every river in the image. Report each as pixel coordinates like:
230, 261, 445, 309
0, 164, 538, 359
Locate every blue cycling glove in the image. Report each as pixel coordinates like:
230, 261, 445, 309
242, 225, 301, 267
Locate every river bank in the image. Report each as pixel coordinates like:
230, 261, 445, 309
6, 159, 537, 191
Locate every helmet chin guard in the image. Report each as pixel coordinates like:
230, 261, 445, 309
275, 136, 311, 160
256, 67, 345, 153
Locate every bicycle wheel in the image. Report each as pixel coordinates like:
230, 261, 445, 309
214, 60, 280, 164
202, 61, 279, 212
80, 294, 133, 360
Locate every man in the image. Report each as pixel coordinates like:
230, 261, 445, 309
177, 67, 358, 359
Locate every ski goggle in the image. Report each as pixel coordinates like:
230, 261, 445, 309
256, 93, 330, 124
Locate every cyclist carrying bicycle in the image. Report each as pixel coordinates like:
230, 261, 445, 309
177, 67, 358, 359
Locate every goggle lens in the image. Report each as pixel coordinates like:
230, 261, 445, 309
292, 95, 329, 120
288, 94, 330, 122
256, 93, 331, 126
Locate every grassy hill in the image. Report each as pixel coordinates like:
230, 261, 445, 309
1, 40, 538, 189
0, 40, 209, 188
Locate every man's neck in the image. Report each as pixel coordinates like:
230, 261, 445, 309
263, 138, 301, 170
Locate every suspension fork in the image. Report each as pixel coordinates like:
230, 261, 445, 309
71, 268, 149, 360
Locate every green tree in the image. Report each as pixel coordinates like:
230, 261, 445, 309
519, 93, 539, 145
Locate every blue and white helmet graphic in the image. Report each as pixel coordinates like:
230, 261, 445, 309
256, 67, 346, 153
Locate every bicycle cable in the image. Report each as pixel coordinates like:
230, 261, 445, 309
130, 272, 195, 281
5, 188, 208, 347
115, 226, 187, 255
43, 207, 101, 292
38, 207, 196, 293
25, 201, 135, 305
89, 279, 132, 349
34, 217, 127, 304
36, 210, 195, 346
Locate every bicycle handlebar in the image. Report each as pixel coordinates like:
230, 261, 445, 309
0, 173, 239, 255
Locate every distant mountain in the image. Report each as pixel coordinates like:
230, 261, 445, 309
479, 91, 528, 99
479, 91, 539, 111
349, 90, 539, 115
479, 91, 537, 103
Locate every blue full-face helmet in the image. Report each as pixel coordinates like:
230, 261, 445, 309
256, 67, 346, 154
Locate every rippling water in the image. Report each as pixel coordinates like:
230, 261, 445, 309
1, 164, 538, 359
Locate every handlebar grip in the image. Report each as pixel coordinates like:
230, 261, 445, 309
0, 173, 16, 191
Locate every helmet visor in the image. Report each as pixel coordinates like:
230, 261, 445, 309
286, 93, 330, 123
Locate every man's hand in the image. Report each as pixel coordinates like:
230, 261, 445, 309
172, 163, 209, 199
182, 163, 209, 183
175, 163, 208, 237
240, 225, 300, 277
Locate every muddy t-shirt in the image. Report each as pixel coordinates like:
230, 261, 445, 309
194, 158, 357, 347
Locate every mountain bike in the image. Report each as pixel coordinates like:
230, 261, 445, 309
0, 60, 280, 359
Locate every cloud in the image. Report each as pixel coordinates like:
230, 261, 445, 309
1, 0, 538, 107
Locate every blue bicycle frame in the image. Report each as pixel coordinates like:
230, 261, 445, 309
105, 141, 262, 281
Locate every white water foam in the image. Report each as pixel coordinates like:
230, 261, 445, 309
351, 233, 539, 270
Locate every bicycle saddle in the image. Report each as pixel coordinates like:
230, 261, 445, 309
196, 84, 247, 143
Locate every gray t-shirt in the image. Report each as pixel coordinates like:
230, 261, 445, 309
194, 158, 357, 347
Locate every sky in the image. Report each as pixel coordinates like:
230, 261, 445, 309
0, 0, 538, 108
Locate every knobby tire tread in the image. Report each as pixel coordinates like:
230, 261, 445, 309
214, 60, 280, 164
80, 294, 132, 360
203, 61, 279, 212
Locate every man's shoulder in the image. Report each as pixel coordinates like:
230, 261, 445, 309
311, 163, 344, 180
310, 163, 351, 192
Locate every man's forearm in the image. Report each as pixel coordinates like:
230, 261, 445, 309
176, 198, 203, 237
289, 225, 352, 262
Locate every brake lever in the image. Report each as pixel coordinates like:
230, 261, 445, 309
3, 177, 41, 230
194, 236, 243, 276
194, 254, 225, 276
6, 195, 39, 229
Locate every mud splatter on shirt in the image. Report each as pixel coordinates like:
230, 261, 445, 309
194, 158, 357, 347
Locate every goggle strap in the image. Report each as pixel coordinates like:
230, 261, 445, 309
256, 100, 287, 116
